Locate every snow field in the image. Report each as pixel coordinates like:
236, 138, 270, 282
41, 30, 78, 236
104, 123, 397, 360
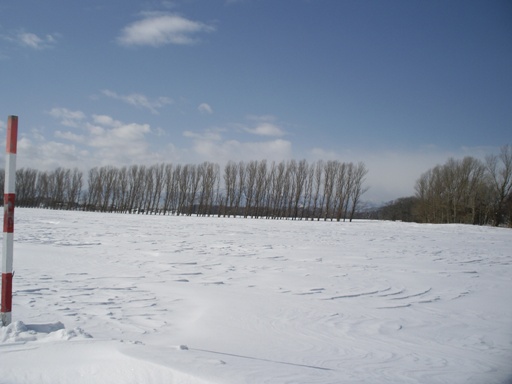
1, 208, 511, 383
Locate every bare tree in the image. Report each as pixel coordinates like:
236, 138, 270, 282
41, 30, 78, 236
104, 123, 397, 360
66, 168, 83, 210
340, 163, 355, 222
162, 163, 176, 215
143, 164, 164, 214
415, 157, 488, 224
233, 161, 246, 217
282, 161, 295, 219
99, 166, 117, 212
196, 162, 208, 216
196, 162, 218, 216
48, 167, 70, 209
186, 164, 202, 215
414, 169, 432, 223
285, 160, 298, 219
310, 161, 323, 220
86, 167, 101, 210
125, 165, 146, 213
486, 145, 512, 226
35, 171, 50, 208
457, 157, 486, 224
291, 159, 308, 219
253, 160, 268, 218
208, 163, 220, 216
321, 161, 338, 220
176, 164, 190, 215
16, 168, 38, 207
348, 162, 369, 221
114, 166, 129, 212
154, 164, 165, 214
302, 163, 315, 220
268, 161, 286, 219
243, 160, 258, 218
223, 161, 237, 217
334, 162, 348, 222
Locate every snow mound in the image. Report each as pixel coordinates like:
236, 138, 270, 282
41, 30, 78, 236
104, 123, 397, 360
0, 339, 214, 384
1, 320, 92, 343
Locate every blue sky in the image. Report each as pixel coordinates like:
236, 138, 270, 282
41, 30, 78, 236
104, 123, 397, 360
0, 0, 511, 202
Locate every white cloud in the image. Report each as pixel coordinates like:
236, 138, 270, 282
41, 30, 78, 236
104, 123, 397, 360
153, 126, 167, 137
92, 114, 122, 128
86, 123, 106, 136
112, 123, 151, 141
242, 115, 286, 137
47, 108, 86, 128
183, 128, 223, 141
102, 89, 173, 114
44, 109, 157, 167
85, 119, 150, 147
191, 138, 293, 164
202, 139, 292, 163
117, 13, 215, 47
14, 32, 58, 50
244, 122, 285, 137
181, 115, 292, 165
198, 103, 213, 114
55, 130, 85, 143
16, 135, 88, 172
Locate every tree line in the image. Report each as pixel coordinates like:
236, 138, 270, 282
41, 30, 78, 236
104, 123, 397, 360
5, 159, 369, 222
375, 145, 512, 227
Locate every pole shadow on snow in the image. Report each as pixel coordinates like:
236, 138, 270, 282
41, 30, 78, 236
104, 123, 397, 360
190, 347, 334, 371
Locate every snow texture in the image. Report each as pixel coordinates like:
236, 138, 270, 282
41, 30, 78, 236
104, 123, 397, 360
1, 208, 511, 383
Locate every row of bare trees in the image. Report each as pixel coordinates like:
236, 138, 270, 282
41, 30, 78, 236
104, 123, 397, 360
8, 159, 369, 222
377, 145, 512, 226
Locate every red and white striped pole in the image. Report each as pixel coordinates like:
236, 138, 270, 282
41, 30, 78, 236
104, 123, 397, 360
1, 116, 18, 326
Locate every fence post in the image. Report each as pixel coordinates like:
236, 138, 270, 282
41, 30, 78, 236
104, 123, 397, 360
1, 115, 18, 326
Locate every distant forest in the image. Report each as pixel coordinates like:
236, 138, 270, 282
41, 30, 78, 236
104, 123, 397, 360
4, 145, 511, 227
5, 159, 369, 222
372, 145, 512, 227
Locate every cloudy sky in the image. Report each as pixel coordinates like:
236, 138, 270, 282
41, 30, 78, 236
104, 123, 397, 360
0, 0, 510, 202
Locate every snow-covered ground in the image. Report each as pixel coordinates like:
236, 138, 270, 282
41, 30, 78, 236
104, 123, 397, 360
1, 208, 511, 384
